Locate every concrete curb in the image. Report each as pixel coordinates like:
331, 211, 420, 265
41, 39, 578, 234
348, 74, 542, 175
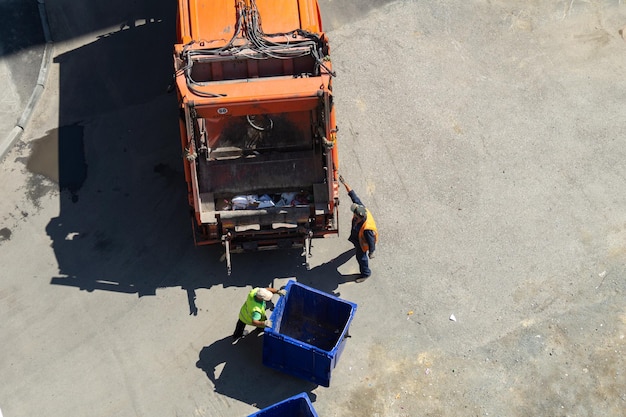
0, 0, 53, 162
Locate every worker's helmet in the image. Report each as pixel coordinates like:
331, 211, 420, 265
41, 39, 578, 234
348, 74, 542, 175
350, 203, 367, 218
255, 288, 273, 301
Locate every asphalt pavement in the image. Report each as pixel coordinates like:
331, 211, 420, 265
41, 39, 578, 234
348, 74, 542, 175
2, 1, 626, 416
0, 0, 51, 161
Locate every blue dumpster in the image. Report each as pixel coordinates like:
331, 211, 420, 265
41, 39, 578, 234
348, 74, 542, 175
247, 392, 318, 417
262, 280, 357, 387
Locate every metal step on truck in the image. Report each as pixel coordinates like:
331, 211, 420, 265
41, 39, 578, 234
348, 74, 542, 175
173, 0, 340, 274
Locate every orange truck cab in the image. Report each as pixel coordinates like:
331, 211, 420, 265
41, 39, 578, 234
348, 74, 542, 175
174, 0, 340, 274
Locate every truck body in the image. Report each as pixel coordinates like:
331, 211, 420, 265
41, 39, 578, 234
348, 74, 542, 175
174, 0, 340, 273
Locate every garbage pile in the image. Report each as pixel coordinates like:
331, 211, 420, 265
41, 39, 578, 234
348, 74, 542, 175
223, 192, 312, 210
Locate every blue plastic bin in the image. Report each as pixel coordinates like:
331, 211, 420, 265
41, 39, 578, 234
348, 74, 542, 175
262, 280, 357, 387
247, 392, 318, 417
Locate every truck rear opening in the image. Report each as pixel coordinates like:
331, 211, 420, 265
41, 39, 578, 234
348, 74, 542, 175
174, 0, 340, 274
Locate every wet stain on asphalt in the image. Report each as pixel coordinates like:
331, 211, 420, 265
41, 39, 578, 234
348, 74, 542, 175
27, 124, 88, 203
0, 227, 11, 241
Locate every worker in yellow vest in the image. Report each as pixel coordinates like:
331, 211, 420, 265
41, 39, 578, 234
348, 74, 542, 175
340, 175, 378, 283
233, 287, 286, 343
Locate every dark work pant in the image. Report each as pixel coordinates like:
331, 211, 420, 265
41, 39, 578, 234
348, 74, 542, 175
233, 319, 246, 339
355, 245, 371, 277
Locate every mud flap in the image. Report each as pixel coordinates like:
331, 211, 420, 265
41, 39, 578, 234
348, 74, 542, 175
222, 233, 232, 276
302, 230, 313, 270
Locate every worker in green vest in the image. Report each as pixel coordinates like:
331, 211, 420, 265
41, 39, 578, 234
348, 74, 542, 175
233, 287, 286, 343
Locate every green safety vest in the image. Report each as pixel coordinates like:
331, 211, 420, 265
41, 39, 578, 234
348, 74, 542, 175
239, 288, 267, 325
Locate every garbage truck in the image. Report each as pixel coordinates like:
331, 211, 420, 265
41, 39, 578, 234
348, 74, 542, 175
173, 0, 340, 273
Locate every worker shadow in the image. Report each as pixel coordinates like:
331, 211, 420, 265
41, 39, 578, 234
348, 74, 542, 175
300, 248, 358, 296
196, 334, 318, 409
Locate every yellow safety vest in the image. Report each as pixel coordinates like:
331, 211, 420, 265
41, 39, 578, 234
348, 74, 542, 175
239, 288, 267, 325
358, 208, 378, 252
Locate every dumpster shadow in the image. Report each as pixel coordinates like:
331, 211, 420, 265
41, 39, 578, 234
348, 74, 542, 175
197, 335, 318, 409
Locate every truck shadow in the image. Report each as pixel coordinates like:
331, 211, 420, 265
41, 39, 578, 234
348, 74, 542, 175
175, 247, 354, 315
197, 335, 318, 409
39, 9, 190, 297
36, 1, 355, 305
300, 248, 358, 297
